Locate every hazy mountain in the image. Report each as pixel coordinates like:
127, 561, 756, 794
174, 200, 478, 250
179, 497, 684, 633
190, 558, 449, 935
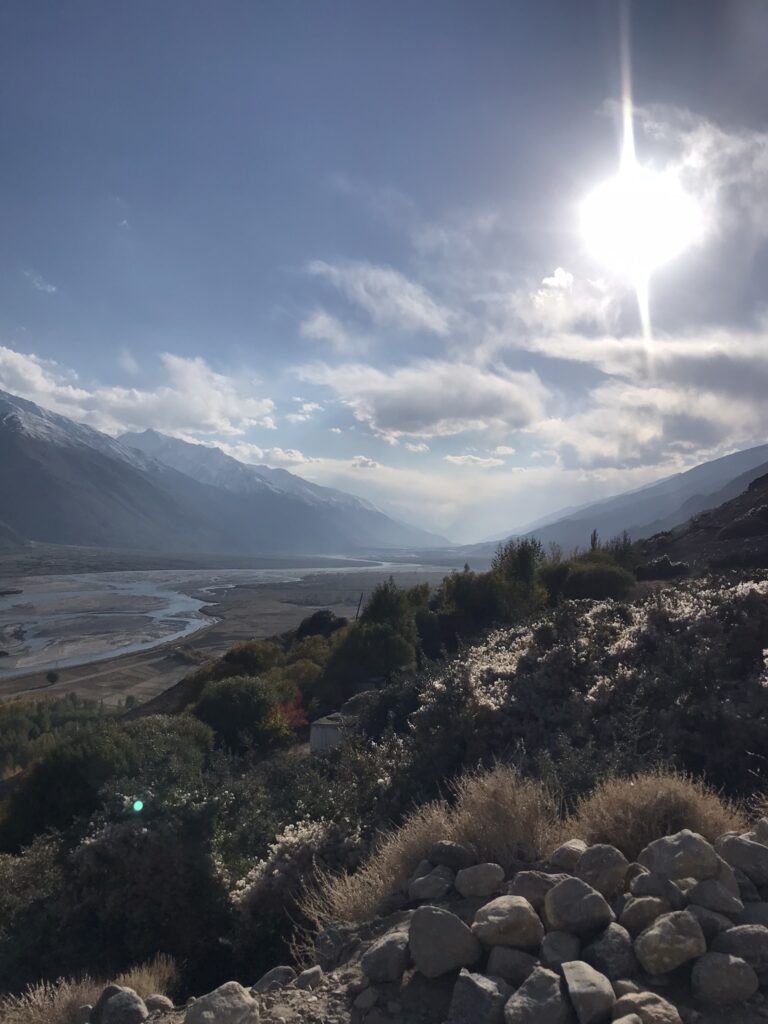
0, 390, 445, 554
468, 444, 768, 557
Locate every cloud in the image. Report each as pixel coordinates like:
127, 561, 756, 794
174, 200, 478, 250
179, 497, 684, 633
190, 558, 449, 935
24, 270, 57, 294
299, 309, 361, 353
329, 426, 342, 434
307, 260, 453, 335
217, 442, 319, 466
405, 441, 429, 453
118, 348, 139, 375
494, 445, 516, 455
445, 454, 505, 468
0, 346, 276, 437
286, 401, 323, 424
510, 267, 618, 333
300, 359, 548, 439
351, 454, 379, 469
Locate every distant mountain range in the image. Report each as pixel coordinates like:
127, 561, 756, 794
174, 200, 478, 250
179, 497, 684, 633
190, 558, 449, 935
467, 443, 768, 559
0, 390, 445, 555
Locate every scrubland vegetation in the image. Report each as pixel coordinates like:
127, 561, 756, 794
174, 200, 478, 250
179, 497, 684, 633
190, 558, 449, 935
0, 533, 766, 1004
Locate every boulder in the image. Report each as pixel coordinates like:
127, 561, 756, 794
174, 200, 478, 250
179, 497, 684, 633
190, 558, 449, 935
253, 966, 296, 992
690, 951, 759, 1004
409, 905, 481, 978
456, 863, 505, 899
545, 878, 615, 937
410, 858, 433, 882
618, 897, 669, 937
612, 1016, 642, 1024
716, 835, 768, 886
637, 831, 718, 881
472, 895, 545, 949
102, 990, 148, 1024
503, 966, 574, 1023
611, 991, 682, 1023
628, 874, 685, 911
711, 924, 768, 982
541, 931, 581, 970
446, 969, 511, 1024
735, 868, 762, 902
92, 986, 126, 1024
612, 980, 640, 997
185, 982, 258, 1024
685, 903, 734, 940
508, 871, 571, 912
583, 924, 639, 980
562, 961, 615, 1024
576, 846, 629, 900
686, 878, 743, 917
361, 930, 410, 982
738, 901, 768, 926
714, 854, 740, 898
295, 965, 323, 990
353, 987, 379, 1010
144, 995, 174, 1012
428, 840, 475, 870
550, 839, 588, 872
633, 911, 706, 975
409, 864, 455, 901
486, 946, 539, 986
74, 1008, 93, 1024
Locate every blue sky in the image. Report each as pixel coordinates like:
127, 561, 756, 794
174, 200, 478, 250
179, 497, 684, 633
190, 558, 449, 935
2, 1, 768, 541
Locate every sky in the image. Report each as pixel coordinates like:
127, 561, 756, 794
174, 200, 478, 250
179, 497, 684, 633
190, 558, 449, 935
2, 0, 768, 542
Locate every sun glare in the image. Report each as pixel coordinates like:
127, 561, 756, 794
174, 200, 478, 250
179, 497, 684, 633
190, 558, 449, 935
581, 164, 702, 281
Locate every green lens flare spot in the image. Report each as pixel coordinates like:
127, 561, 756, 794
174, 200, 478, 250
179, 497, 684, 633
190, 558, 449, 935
132, 800, 144, 813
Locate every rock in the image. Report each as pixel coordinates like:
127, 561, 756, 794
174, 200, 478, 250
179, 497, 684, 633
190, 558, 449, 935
446, 969, 511, 1024
295, 965, 323, 990
562, 961, 615, 1024
577, 846, 629, 900
185, 982, 258, 1024
612, 980, 640, 997
354, 987, 379, 1010
619, 897, 669, 937
637, 831, 718, 882
409, 905, 481, 978
74, 1007, 93, 1024
717, 835, 768, 885
633, 911, 705, 975
361, 930, 410, 983
735, 868, 762, 902
583, 924, 639, 980
545, 878, 615, 937
472, 895, 545, 949
542, 931, 581, 970
550, 839, 589, 872
503, 966, 573, 1023
612, 1016, 642, 1024
738, 901, 768, 926
92, 986, 126, 1024
144, 995, 174, 1012
752, 819, 768, 845
410, 858, 433, 882
253, 966, 297, 992
690, 951, 759, 1004
625, 864, 649, 887
456, 863, 505, 898
611, 991, 682, 1023
428, 840, 475, 870
711, 924, 768, 982
487, 946, 539, 986
685, 903, 734, 940
628, 874, 685, 911
408, 863, 455, 901
687, 878, 743, 917
715, 855, 740, 897
102, 990, 148, 1024
508, 871, 572, 912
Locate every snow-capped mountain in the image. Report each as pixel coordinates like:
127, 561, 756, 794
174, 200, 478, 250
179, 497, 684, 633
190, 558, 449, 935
0, 389, 445, 554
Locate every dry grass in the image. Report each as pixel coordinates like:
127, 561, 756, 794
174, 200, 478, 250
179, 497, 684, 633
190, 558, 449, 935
562, 770, 747, 860
302, 764, 559, 928
0, 954, 177, 1024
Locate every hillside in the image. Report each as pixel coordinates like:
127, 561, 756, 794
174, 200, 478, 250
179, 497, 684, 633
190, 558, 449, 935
0, 390, 444, 555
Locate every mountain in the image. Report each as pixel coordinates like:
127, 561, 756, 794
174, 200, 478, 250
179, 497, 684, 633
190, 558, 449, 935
0, 390, 445, 554
642, 469, 768, 569
468, 444, 768, 557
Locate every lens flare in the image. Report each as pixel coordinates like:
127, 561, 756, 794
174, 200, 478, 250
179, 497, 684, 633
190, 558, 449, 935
132, 799, 144, 813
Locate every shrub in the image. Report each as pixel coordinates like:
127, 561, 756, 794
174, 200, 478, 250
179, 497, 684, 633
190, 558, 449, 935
564, 770, 746, 859
562, 560, 634, 599
0, 954, 176, 1024
295, 609, 347, 641
302, 765, 558, 927
222, 639, 284, 675
316, 623, 416, 711
192, 676, 292, 754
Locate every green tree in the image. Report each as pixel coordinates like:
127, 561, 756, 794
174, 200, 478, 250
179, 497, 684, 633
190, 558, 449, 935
192, 676, 291, 754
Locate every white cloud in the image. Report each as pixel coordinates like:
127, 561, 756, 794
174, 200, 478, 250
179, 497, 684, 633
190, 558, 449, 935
445, 454, 505, 468
510, 267, 618, 333
351, 454, 379, 469
24, 270, 57, 294
299, 309, 361, 354
286, 401, 323, 424
118, 348, 139, 375
300, 359, 548, 439
0, 346, 276, 437
307, 259, 453, 335
329, 426, 342, 434
494, 445, 516, 455
405, 441, 429, 453
218, 442, 318, 466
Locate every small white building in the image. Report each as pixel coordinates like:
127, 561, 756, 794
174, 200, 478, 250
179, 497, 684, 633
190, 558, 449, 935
310, 712, 344, 754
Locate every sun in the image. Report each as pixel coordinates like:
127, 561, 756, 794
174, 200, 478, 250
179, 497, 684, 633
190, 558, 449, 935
581, 163, 703, 281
